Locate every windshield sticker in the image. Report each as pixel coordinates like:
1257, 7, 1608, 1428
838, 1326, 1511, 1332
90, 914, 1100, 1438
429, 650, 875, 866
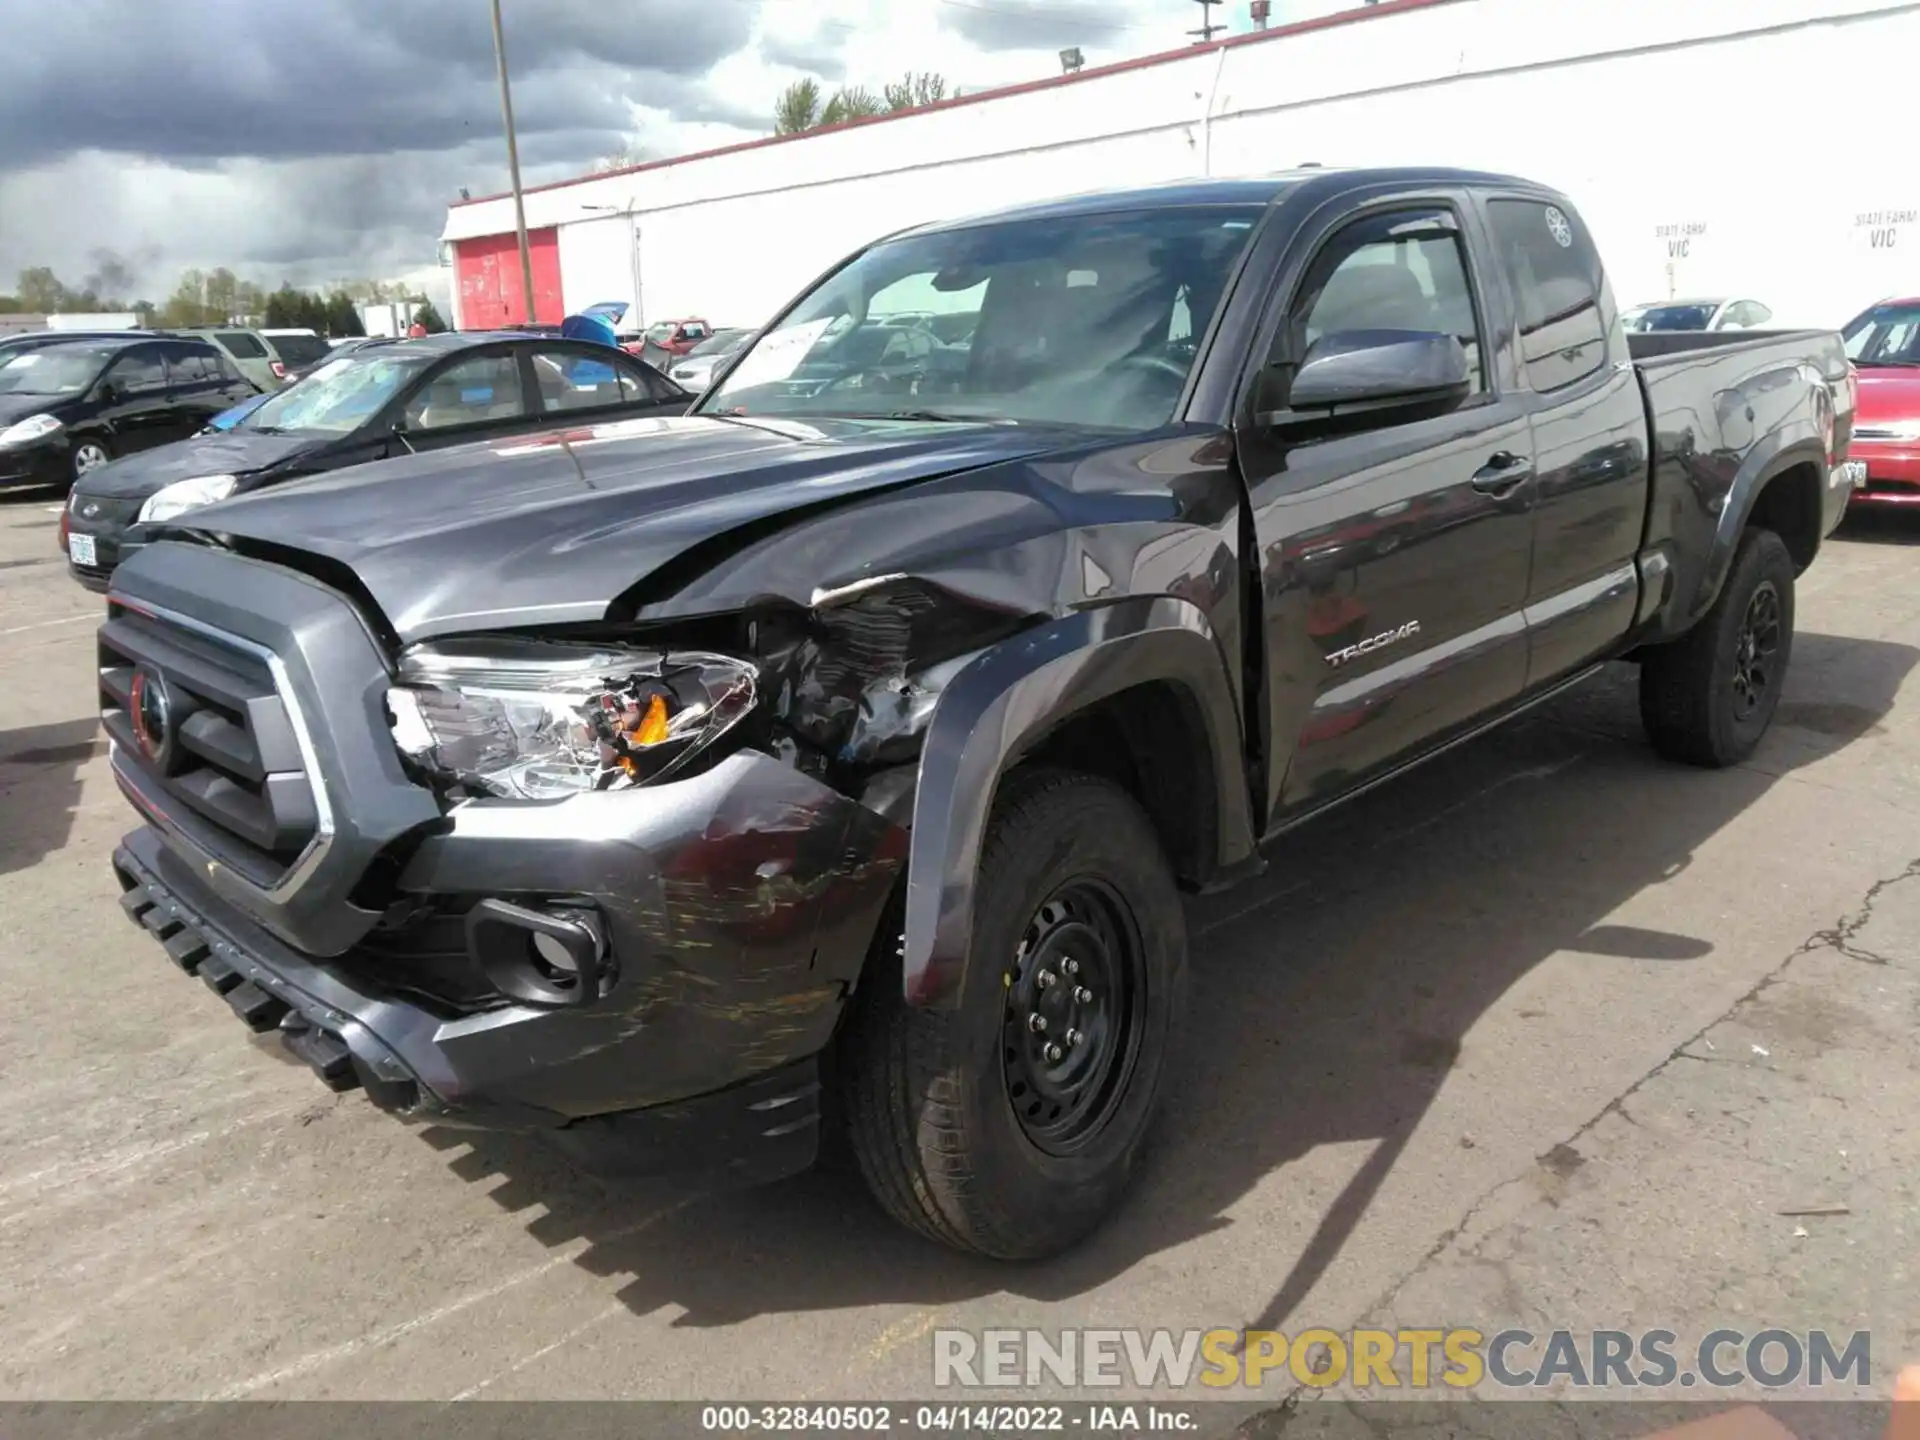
720, 317, 834, 391
1544, 206, 1573, 248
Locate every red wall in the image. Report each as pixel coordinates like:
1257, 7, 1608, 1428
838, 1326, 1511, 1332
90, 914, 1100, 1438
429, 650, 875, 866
453, 228, 563, 329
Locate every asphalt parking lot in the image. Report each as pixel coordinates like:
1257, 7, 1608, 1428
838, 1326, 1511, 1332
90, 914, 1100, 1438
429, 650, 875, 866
1, 487, 1915, 1411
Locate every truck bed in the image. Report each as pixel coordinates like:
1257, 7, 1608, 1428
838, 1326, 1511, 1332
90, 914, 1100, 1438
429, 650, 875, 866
1628, 326, 1855, 644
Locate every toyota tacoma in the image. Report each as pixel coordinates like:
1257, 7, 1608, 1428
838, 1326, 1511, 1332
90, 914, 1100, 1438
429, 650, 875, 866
100, 169, 1856, 1259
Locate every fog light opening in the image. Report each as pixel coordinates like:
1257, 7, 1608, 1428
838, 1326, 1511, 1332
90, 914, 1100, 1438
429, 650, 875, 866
465, 897, 610, 1008
529, 931, 581, 984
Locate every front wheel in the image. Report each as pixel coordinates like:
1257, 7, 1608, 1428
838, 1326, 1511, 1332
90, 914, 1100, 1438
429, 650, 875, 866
838, 767, 1187, 1259
1639, 527, 1796, 767
70, 438, 112, 480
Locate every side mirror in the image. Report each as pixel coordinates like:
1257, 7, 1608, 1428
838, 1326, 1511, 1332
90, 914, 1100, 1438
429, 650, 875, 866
97, 380, 120, 405
1281, 329, 1472, 418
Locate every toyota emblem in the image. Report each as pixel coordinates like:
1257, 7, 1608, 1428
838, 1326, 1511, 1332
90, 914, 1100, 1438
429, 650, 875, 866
81, 501, 101, 519
129, 664, 175, 769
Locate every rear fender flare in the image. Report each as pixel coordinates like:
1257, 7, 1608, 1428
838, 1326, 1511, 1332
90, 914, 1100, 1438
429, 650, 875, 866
1693, 414, 1828, 624
900, 595, 1255, 1008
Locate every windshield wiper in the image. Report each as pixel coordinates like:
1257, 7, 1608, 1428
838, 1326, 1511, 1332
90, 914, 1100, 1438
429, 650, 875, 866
862, 409, 996, 423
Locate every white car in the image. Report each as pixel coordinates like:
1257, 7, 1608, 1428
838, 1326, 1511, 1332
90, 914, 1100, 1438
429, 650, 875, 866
667, 328, 753, 394
1622, 297, 1775, 333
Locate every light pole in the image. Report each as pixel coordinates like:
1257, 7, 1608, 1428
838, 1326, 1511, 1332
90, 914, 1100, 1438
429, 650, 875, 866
489, 0, 537, 326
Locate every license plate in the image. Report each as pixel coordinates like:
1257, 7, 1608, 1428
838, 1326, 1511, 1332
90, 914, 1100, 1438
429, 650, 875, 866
68, 532, 97, 567
1836, 460, 1868, 488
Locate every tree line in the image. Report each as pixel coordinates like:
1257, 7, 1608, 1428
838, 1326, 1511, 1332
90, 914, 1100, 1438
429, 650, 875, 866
774, 71, 951, 135
0, 262, 442, 336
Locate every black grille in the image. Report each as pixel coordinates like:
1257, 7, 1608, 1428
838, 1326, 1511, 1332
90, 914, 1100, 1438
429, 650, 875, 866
100, 602, 320, 888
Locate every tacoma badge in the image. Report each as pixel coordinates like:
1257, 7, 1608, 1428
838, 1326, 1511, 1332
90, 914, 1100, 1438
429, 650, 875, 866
1327, 620, 1421, 668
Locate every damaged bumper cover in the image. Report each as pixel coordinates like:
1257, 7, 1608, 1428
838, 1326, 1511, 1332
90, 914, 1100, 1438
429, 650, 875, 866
112, 747, 905, 1184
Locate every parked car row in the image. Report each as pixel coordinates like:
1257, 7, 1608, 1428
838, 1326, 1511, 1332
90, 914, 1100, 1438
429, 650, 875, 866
59, 330, 691, 587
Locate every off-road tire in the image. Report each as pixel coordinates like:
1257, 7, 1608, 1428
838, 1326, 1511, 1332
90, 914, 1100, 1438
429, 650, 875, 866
1640, 526, 1796, 768
837, 767, 1187, 1260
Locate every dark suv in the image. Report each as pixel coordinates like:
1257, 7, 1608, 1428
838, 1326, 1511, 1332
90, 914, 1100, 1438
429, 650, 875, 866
0, 336, 256, 493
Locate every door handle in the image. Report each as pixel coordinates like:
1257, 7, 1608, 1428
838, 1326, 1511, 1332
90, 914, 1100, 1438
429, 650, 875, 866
1471, 451, 1534, 495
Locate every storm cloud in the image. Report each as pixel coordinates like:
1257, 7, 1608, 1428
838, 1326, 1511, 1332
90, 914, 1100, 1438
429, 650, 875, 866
935, 0, 1137, 53
0, 0, 1191, 300
0, 0, 750, 173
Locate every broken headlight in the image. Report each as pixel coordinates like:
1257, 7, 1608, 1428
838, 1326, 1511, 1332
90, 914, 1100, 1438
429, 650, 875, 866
386, 638, 757, 799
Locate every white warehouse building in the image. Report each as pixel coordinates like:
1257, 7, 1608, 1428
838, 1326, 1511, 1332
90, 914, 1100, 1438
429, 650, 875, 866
440, 0, 1919, 335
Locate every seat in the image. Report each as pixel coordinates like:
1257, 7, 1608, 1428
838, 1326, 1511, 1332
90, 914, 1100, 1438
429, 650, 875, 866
1308, 264, 1437, 339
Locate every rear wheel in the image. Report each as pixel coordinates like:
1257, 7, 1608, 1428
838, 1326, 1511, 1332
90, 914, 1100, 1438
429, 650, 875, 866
838, 767, 1187, 1259
1640, 527, 1795, 767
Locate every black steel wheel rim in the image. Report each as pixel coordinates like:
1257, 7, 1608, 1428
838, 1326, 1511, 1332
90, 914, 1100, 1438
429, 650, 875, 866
1732, 580, 1782, 720
1001, 877, 1147, 1156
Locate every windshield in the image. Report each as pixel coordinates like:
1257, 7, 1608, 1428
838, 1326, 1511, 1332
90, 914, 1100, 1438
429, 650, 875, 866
238, 351, 430, 434
1626, 304, 1720, 332
687, 329, 748, 358
701, 203, 1268, 429
646, 322, 677, 342
1843, 304, 1920, 366
0, 345, 112, 395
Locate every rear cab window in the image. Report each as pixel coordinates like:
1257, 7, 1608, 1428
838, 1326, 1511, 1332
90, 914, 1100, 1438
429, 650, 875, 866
1485, 197, 1609, 391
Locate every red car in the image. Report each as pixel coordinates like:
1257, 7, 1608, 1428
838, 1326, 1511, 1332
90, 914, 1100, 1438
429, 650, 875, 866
619, 317, 712, 360
1844, 296, 1920, 507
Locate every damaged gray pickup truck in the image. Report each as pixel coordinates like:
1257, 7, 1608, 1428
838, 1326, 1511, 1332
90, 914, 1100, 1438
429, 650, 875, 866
101, 168, 1857, 1259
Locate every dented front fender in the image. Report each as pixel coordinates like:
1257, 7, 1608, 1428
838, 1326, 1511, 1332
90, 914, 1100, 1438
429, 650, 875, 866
901, 595, 1257, 1008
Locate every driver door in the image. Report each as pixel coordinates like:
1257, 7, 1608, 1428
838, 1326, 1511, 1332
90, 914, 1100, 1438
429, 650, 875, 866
98, 344, 178, 456
1236, 198, 1538, 819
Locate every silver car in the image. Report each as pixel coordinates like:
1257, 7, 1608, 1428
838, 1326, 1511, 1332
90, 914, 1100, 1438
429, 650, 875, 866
666, 327, 753, 394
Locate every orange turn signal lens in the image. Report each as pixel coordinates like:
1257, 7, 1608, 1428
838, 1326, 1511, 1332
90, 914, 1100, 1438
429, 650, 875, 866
632, 693, 670, 746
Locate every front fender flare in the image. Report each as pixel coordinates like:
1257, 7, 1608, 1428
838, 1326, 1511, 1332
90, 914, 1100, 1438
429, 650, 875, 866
900, 595, 1256, 1008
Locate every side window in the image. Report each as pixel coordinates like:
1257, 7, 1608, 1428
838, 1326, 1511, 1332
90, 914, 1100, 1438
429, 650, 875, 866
107, 345, 169, 394
1284, 207, 1486, 393
215, 353, 249, 386
1744, 302, 1773, 327
1485, 198, 1607, 392
216, 331, 268, 359
619, 359, 680, 403
530, 346, 633, 412
161, 342, 217, 385
404, 354, 528, 430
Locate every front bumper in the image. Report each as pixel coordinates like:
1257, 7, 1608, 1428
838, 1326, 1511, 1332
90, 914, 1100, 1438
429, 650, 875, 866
0, 434, 70, 488
1848, 440, 1920, 505
114, 752, 905, 1181
64, 493, 145, 590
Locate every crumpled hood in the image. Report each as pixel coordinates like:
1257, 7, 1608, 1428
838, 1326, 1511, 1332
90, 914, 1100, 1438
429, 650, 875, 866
71, 431, 321, 500
185, 413, 1072, 640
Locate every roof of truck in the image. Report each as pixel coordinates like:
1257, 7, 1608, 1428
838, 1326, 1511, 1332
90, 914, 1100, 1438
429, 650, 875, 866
901, 167, 1549, 237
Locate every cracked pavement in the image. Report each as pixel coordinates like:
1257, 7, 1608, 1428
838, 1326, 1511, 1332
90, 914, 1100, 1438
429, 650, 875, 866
1, 494, 1918, 1413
